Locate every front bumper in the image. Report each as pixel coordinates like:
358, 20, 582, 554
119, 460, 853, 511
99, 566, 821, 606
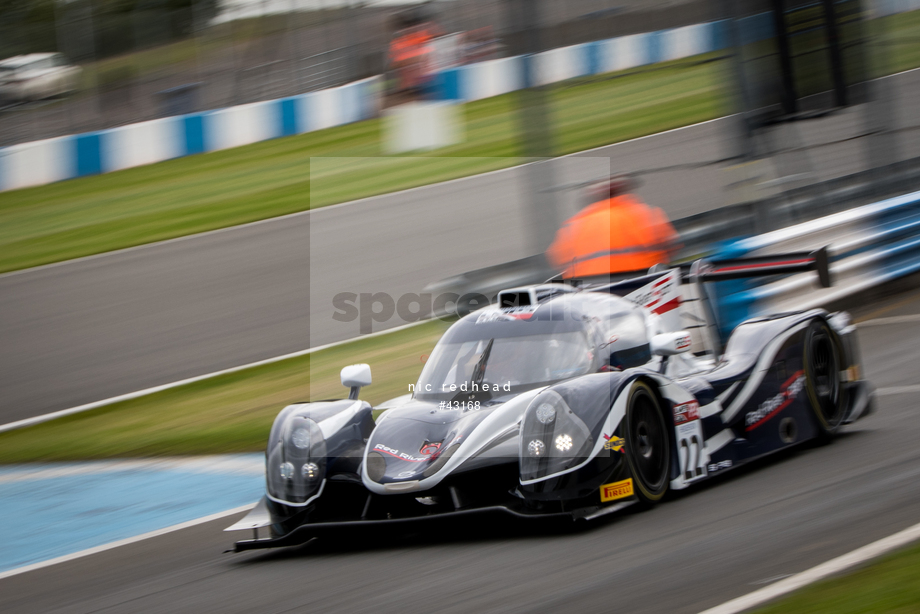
231, 503, 574, 551
229, 492, 637, 552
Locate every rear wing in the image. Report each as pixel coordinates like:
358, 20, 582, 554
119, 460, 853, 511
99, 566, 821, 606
668, 247, 832, 288
596, 247, 832, 358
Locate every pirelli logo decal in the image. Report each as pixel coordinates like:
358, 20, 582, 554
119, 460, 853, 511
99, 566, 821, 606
600, 478, 634, 502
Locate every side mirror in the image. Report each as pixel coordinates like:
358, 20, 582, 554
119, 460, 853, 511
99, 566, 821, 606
341, 364, 372, 400
651, 331, 692, 356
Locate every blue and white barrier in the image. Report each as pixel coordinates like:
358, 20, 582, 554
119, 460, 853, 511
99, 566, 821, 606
536, 44, 591, 85
104, 117, 184, 171
436, 56, 524, 101
0, 76, 380, 192
435, 21, 736, 102
714, 190, 920, 334
1, 137, 72, 189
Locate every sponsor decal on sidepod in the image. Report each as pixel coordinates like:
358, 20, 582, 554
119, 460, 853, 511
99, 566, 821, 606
745, 371, 805, 431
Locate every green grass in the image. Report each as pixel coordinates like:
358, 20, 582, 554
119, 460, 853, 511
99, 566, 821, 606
0, 319, 450, 464
753, 540, 920, 614
0, 54, 729, 274
873, 10, 920, 76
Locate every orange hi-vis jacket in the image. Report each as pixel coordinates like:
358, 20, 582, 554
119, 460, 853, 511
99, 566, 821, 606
546, 194, 679, 278
390, 30, 433, 64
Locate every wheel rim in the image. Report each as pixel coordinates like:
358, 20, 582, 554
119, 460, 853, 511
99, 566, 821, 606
629, 389, 668, 491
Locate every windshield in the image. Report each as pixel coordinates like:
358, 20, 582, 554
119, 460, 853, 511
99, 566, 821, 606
415, 330, 594, 401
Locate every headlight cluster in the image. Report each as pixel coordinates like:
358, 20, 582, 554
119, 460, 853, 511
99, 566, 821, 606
266, 415, 327, 504
520, 390, 594, 482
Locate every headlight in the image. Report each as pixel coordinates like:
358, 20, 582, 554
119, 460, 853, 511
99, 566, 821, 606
520, 389, 594, 482
292, 428, 311, 449
555, 434, 573, 452
302, 462, 319, 479
266, 415, 327, 504
536, 403, 556, 424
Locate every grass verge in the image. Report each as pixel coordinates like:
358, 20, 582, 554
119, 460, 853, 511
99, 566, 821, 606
0, 54, 728, 274
0, 319, 449, 464
753, 540, 920, 614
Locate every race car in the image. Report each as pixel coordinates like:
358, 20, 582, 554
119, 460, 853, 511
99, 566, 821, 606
227, 250, 874, 550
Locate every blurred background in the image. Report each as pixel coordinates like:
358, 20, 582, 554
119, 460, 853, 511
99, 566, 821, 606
0, 0, 913, 135
0, 0, 718, 143
2, 0, 919, 215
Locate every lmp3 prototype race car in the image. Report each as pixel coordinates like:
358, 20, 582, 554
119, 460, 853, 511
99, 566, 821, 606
227, 250, 874, 550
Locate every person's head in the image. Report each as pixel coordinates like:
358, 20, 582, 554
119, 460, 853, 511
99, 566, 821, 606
588, 175, 635, 203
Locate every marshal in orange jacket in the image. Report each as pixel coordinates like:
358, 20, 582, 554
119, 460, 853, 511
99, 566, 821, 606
547, 194, 679, 279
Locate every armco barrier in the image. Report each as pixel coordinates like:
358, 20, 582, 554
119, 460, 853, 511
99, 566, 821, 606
713, 189, 920, 334
0, 77, 380, 192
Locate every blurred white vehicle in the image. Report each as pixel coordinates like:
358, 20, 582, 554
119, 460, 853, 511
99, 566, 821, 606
0, 53, 81, 102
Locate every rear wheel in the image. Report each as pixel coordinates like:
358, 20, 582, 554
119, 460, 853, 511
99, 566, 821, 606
623, 380, 670, 504
804, 320, 846, 442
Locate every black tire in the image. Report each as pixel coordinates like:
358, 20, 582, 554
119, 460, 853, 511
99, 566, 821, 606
804, 320, 846, 442
623, 380, 670, 504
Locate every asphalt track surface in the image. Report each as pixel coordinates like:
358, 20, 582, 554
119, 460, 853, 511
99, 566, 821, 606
2, 70, 920, 424
1, 285, 919, 614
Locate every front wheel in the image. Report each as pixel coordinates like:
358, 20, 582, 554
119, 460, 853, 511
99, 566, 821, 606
623, 380, 670, 504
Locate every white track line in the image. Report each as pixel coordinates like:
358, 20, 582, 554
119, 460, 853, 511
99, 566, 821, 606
875, 385, 920, 396
697, 520, 920, 614
0, 504, 255, 582
857, 314, 920, 327
0, 318, 429, 433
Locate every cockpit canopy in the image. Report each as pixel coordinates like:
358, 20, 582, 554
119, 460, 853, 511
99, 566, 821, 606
413, 292, 655, 402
